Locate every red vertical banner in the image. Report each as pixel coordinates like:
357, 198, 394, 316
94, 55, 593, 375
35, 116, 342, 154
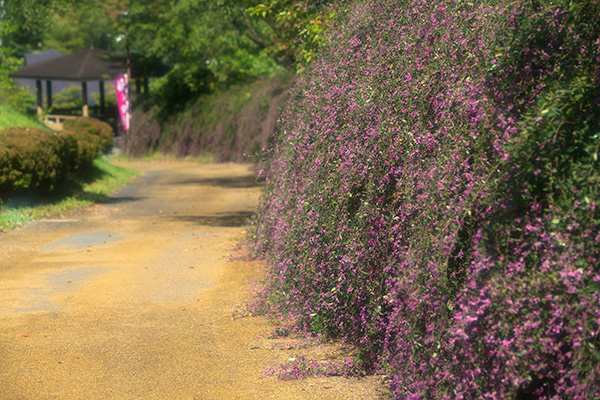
114, 74, 130, 131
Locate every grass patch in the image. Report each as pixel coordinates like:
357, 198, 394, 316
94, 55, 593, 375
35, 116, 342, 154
0, 103, 47, 131
0, 156, 139, 231
111, 150, 214, 164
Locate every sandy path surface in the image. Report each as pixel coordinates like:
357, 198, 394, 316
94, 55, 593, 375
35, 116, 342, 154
0, 160, 386, 400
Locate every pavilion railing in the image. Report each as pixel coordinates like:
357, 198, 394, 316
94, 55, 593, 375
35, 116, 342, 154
43, 106, 118, 131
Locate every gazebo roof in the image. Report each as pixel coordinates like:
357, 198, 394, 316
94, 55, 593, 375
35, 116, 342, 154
11, 48, 126, 81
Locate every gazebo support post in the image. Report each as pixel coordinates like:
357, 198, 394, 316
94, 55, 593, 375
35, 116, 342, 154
81, 81, 89, 117
99, 80, 105, 115
46, 80, 53, 109
36, 80, 43, 117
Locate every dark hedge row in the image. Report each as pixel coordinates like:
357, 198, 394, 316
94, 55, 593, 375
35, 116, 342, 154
250, 0, 600, 398
0, 118, 113, 198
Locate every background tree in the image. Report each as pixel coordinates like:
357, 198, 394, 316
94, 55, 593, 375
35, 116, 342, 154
127, 0, 282, 114
218, 0, 339, 69
0, 0, 77, 109
244, 0, 339, 69
1, 0, 338, 119
0, 0, 66, 52
44, 0, 123, 52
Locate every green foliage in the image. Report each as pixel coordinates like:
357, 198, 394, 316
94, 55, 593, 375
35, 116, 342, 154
2, 0, 306, 133
44, 0, 119, 51
0, 49, 35, 111
505, 76, 600, 216
489, 0, 600, 117
0, 157, 138, 231
145, 0, 280, 105
125, 0, 172, 54
0, 119, 110, 198
68, 0, 279, 115
2, 0, 317, 132
0, 103, 45, 130
148, 64, 215, 117
62, 117, 114, 152
246, 0, 339, 69
0, 0, 77, 51
51, 85, 84, 110
92, 86, 117, 108
0, 127, 68, 194
58, 129, 101, 172
0, 0, 76, 112
32, 0, 133, 52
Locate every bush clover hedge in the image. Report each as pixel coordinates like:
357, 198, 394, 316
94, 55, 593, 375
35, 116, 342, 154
250, 0, 600, 398
0, 117, 111, 198
122, 71, 295, 162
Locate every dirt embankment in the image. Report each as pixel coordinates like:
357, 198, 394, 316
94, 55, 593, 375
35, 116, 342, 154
0, 160, 387, 400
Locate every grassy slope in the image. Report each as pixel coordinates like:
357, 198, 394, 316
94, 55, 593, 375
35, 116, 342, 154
0, 104, 47, 130
0, 104, 138, 231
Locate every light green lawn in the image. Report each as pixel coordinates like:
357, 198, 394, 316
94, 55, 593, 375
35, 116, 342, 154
0, 103, 47, 130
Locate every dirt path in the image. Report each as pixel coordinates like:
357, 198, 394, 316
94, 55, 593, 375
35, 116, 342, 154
0, 160, 386, 400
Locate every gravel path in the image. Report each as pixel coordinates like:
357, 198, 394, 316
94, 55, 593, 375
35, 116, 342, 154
0, 160, 386, 400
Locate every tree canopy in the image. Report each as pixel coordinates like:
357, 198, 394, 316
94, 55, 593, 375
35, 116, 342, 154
1, 0, 339, 112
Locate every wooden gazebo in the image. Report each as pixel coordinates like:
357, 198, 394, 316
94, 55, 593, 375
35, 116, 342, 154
11, 48, 126, 129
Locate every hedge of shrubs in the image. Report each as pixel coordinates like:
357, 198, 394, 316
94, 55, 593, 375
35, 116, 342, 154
0, 117, 113, 198
250, 0, 599, 398
62, 117, 115, 153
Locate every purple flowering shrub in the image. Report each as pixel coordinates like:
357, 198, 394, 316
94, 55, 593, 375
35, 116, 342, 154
122, 105, 162, 157
158, 71, 294, 162
123, 72, 294, 162
264, 356, 361, 381
250, 0, 599, 398
443, 3, 600, 398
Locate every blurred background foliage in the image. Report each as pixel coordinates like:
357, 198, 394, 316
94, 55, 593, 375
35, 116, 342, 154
0, 0, 338, 158
1, 2, 335, 112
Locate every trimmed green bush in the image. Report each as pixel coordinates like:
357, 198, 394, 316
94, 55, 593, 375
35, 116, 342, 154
58, 129, 101, 172
62, 117, 114, 152
0, 127, 67, 195
0, 125, 102, 199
